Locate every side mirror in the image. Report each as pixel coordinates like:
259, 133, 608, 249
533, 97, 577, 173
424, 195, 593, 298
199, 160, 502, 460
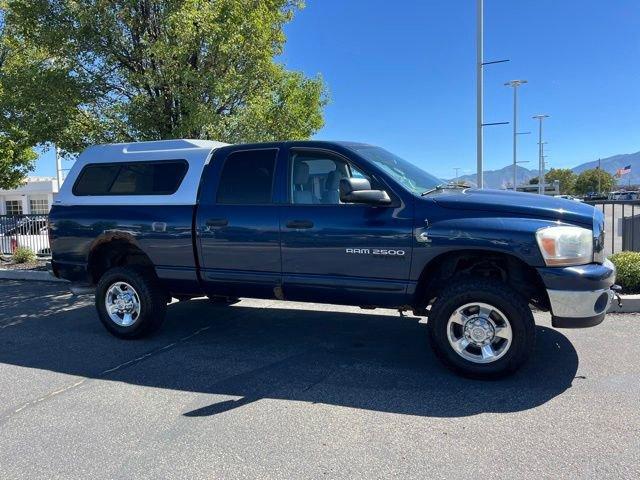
339, 178, 391, 205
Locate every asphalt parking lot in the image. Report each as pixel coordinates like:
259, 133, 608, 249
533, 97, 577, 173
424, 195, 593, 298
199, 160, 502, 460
0, 280, 638, 479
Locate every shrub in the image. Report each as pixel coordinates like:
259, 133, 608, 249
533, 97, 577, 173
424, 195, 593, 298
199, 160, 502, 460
609, 252, 640, 294
12, 246, 36, 264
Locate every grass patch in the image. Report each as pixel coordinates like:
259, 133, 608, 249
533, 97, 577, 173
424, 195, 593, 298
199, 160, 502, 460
12, 246, 36, 264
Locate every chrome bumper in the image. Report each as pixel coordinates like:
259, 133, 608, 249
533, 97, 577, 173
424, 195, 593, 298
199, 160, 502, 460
547, 288, 614, 319
547, 287, 614, 328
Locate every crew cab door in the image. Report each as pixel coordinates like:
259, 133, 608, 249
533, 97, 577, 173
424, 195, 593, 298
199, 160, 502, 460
280, 147, 413, 306
196, 146, 282, 298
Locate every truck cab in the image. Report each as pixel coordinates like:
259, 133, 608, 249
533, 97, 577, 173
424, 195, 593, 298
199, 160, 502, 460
49, 139, 617, 378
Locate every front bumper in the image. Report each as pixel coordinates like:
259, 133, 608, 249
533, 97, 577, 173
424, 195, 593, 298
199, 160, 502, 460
538, 259, 617, 329
546, 287, 615, 328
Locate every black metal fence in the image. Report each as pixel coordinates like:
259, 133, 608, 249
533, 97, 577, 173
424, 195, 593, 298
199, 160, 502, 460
585, 200, 640, 256
0, 214, 51, 257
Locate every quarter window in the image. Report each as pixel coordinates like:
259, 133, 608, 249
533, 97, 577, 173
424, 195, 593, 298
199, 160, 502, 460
216, 149, 277, 204
73, 161, 188, 196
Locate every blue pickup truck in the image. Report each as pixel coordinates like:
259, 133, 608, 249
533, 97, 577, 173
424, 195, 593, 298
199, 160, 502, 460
49, 139, 618, 378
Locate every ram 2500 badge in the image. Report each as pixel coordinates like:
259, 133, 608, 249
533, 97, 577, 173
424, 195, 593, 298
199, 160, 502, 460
49, 139, 618, 378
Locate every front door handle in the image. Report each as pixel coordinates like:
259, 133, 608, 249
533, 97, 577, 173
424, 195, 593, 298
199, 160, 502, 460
286, 220, 314, 229
206, 218, 228, 228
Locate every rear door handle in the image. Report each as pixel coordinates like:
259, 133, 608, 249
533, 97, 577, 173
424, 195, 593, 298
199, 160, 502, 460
286, 220, 314, 229
206, 218, 228, 228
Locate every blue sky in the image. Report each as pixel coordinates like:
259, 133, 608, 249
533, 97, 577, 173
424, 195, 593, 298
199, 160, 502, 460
34, 0, 640, 180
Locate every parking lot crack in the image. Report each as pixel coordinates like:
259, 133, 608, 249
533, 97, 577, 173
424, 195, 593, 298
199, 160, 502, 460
0, 324, 213, 424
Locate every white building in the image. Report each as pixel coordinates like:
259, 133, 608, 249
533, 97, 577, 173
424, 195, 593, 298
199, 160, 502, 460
0, 177, 59, 216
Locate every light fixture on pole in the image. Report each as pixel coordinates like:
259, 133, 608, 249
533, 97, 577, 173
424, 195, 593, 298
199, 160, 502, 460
532, 115, 550, 194
504, 80, 528, 190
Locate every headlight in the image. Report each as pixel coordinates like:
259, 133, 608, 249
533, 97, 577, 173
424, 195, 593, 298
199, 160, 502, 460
536, 226, 593, 266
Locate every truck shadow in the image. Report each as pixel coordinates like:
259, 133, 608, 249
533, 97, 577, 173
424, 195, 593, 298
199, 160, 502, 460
0, 285, 580, 419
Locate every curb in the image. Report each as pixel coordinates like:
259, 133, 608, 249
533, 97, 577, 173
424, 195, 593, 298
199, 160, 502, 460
0, 269, 68, 283
608, 294, 640, 314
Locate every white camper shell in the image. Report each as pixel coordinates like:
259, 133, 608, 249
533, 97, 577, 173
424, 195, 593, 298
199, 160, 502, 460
55, 139, 229, 207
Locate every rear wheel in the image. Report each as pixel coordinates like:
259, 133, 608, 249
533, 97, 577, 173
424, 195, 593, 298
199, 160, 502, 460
96, 266, 167, 339
427, 278, 535, 379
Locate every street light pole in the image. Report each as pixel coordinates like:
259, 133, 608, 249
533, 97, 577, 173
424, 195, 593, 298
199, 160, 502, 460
476, 0, 484, 189
505, 80, 528, 190
476, 0, 509, 189
474, 0, 513, 190
533, 114, 550, 195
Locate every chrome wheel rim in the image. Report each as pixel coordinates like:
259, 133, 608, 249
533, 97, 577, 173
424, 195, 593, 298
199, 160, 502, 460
105, 282, 141, 327
446, 302, 513, 364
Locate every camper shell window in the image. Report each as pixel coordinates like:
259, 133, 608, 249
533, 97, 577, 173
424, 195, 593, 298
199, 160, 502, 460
72, 160, 188, 196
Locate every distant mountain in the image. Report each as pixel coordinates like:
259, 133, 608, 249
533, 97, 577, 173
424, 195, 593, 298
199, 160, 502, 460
571, 151, 640, 186
455, 164, 542, 189
452, 150, 640, 190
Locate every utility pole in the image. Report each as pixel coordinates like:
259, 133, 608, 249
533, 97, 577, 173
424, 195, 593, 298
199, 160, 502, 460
597, 158, 601, 194
505, 80, 528, 190
533, 115, 550, 195
476, 0, 509, 189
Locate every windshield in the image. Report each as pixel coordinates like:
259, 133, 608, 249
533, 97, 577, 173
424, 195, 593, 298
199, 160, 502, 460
349, 145, 442, 195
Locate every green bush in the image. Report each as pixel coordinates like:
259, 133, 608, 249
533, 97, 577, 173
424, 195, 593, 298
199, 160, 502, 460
609, 252, 640, 294
12, 246, 36, 264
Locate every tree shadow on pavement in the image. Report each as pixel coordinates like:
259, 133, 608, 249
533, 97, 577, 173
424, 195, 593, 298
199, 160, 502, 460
0, 283, 579, 419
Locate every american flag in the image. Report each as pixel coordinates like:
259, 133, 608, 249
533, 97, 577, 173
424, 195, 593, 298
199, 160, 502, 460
616, 165, 632, 176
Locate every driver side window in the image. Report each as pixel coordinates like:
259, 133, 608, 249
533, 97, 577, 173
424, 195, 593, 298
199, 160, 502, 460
289, 151, 370, 205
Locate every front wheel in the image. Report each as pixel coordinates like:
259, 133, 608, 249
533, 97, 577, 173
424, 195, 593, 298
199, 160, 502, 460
96, 266, 167, 339
427, 278, 535, 379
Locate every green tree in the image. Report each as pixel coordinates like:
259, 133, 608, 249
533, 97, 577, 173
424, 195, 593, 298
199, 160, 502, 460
3, 0, 327, 155
529, 168, 577, 195
546, 168, 577, 195
574, 168, 615, 195
0, 10, 34, 187
0, 135, 36, 189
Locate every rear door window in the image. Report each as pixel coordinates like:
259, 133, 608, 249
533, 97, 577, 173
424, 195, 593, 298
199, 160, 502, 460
73, 161, 188, 196
216, 149, 277, 204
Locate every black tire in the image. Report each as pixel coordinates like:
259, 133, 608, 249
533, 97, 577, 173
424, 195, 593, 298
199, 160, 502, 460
95, 266, 167, 339
427, 278, 535, 379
